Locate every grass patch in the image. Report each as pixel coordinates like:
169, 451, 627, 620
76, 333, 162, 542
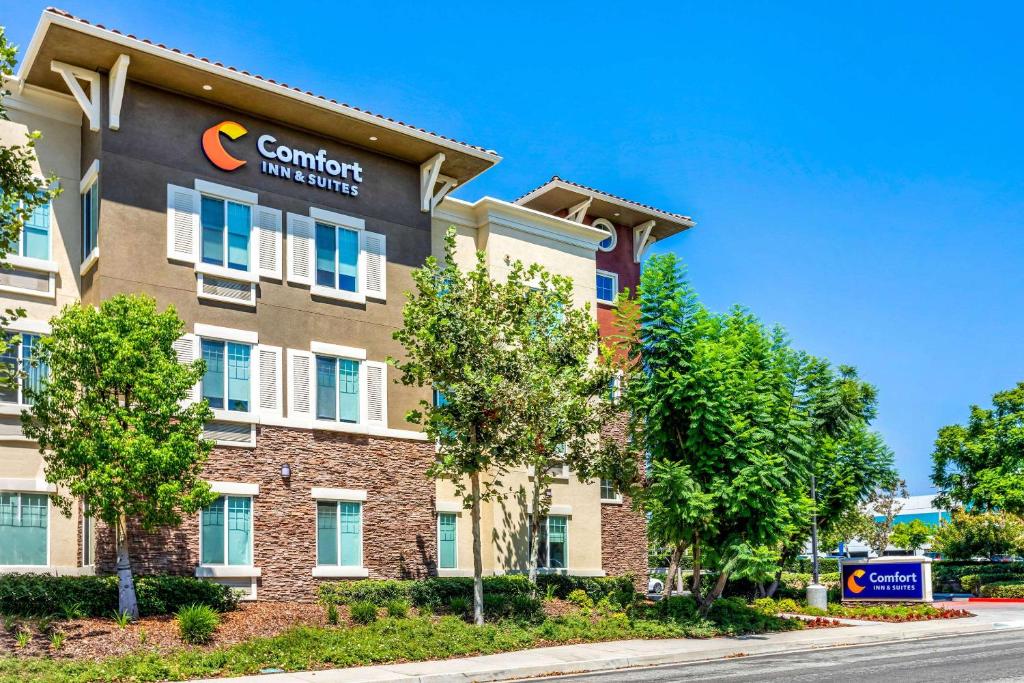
0, 599, 799, 682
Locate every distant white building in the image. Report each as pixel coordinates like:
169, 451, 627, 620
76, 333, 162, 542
841, 494, 950, 558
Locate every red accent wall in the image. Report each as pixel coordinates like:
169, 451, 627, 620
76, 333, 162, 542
592, 220, 639, 340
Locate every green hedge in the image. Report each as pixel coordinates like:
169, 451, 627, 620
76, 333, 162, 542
787, 558, 840, 574
0, 573, 238, 617
978, 581, 1024, 599
932, 562, 1024, 592
318, 575, 637, 610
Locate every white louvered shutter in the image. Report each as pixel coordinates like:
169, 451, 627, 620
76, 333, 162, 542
287, 349, 314, 421
360, 230, 386, 300
171, 333, 200, 404
166, 184, 200, 263
254, 206, 283, 280
286, 213, 315, 285
257, 344, 282, 419
363, 360, 388, 427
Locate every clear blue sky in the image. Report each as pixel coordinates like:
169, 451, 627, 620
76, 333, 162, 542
6, 2, 1023, 494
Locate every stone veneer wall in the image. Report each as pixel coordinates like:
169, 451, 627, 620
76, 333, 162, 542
97, 426, 437, 601
600, 414, 649, 594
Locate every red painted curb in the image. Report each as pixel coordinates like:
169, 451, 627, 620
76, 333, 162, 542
967, 597, 1024, 603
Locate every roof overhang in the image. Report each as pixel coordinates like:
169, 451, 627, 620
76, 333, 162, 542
515, 177, 695, 241
436, 196, 608, 252
16, 9, 500, 187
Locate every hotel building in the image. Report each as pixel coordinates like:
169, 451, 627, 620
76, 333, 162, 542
0, 8, 693, 599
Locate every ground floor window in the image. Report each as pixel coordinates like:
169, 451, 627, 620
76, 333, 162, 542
438, 513, 457, 569
82, 501, 94, 566
0, 492, 48, 565
201, 495, 252, 566
316, 501, 362, 567
600, 479, 618, 501
533, 515, 567, 569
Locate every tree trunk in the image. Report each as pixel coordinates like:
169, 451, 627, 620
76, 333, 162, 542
470, 472, 485, 626
690, 538, 702, 601
527, 474, 543, 590
662, 541, 688, 600
765, 568, 783, 598
698, 569, 730, 616
115, 513, 139, 620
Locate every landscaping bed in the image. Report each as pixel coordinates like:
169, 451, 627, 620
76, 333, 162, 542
753, 598, 973, 622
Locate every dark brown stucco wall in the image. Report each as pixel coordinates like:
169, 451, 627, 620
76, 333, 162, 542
97, 426, 437, 601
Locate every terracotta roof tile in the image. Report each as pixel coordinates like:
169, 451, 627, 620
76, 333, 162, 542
516, 175, 693, 222
42, 7, 497, 156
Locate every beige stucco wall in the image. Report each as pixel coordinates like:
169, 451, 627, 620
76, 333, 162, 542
0, 88, 86, 572
431, 199, 605, 576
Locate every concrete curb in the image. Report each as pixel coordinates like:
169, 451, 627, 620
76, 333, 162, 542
191, 617, 1023, 683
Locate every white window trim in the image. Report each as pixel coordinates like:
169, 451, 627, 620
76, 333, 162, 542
435, 500, 463, 513
0, 490, 51, 568
80, 159, 100, 194
198, 336, 257, 418
0, 254, 58, 301
310, 341, 366, 360
527, 463, 570, 481
4, 254, 59, 275
311, 285, 367, 305
209, 481, 259, 496
595, 269, 619, 305
437, 511, 459, 571
309, 207, 365, 231
80, 248, 100, 276
599, 479, 624, 505
534, 514, 570, 571
311, 351, 365, 426
312, 498, 365, 573
194, 261, 261, 284
195, 324, 259, 345
82, 502, 94, 567
195, 273, 258, 308
198, 493, 256, 570
0, 330, 47, 409
195, 179, 258, 205
592, 218, 617, 252
310, 487, 366, 502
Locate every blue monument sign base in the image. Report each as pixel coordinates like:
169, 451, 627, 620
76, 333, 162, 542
840, 556, 933, 602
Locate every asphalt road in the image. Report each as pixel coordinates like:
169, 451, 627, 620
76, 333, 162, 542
536, 630, 1024, 682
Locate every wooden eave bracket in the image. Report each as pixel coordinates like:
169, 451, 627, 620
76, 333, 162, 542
420, 153, 458, 213
565, 198, 592, 223
633, 220, 656, 262
50, 53, 130, 132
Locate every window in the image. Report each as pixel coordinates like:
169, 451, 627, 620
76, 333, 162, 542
82, 502, 94, 566
316, 501, 362, 566
315, 222, 359, 292
81, 177, 99, 261
201, 339, 251, 411
17, 201, 51, 261
596, 270, 618, 304
533, 516, 568, 569
316, 356, 360, 423
600, 479, 619, 501
201, 495, 252, 566
593, 218, 617, 252
438, 513, 457, 569
0, 333, 46, 405
0, 492, 48, 565
201, 195, 251, 271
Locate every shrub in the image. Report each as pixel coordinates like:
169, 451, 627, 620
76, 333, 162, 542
325, 602, 339, 625
0, 573, 236, 617
566, 589, 594, 609
979, 581, 1024, 598
317, 579, 412, 607
707, 597, 802, 635
657, 595, 699, 622
535, 574, 636, 601
386, 599, 410, 619
176, 604, 219, 644
447, 596, 471, 616
350, 601, 379, 625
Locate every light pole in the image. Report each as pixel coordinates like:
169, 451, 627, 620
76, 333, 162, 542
806, 473, 827, 609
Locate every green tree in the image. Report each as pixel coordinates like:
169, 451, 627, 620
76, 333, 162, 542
0, 26, 61, 388
620, 254, 812, 614
392, 229, 537, 625
931, 510, 1024, 560
932, 382, 1024, 516
21, 295, 215, 619
514, 269, 618, 587
890, 518, 935, 554
864, 478, 909, 556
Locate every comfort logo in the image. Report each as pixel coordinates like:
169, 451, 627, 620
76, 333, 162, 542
202, 121, 248, 171
846, 568, 866, 594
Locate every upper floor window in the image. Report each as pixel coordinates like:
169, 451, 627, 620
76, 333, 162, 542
201, 196, 251, 272
316, 355, 360, 423
0, 333, 47, 405
600, 479, 620, 502
81, 178, 99, 261
0, 492, 48, 566
201, 338, 251, 412
596, 270, 618, 304
315, 222, 359, 293
593, 218, 617, 252
17, 202, 50, 261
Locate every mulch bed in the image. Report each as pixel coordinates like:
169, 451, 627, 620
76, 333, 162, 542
0, 601, 329, 659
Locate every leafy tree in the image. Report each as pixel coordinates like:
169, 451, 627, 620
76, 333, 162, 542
393, 229, 539, 625
890, 519, 935, 554
819, 506, 875, 555
932, 382, 1024, 516
619, 254, 812, 614
513, 269, 618, 587
21, 295, 215, 619
931, 510, 1024, 560
863, 479, 909, 556
0, 26, 61, 388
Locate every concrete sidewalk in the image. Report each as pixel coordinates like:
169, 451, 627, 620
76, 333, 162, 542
191, 603, 1024, 683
